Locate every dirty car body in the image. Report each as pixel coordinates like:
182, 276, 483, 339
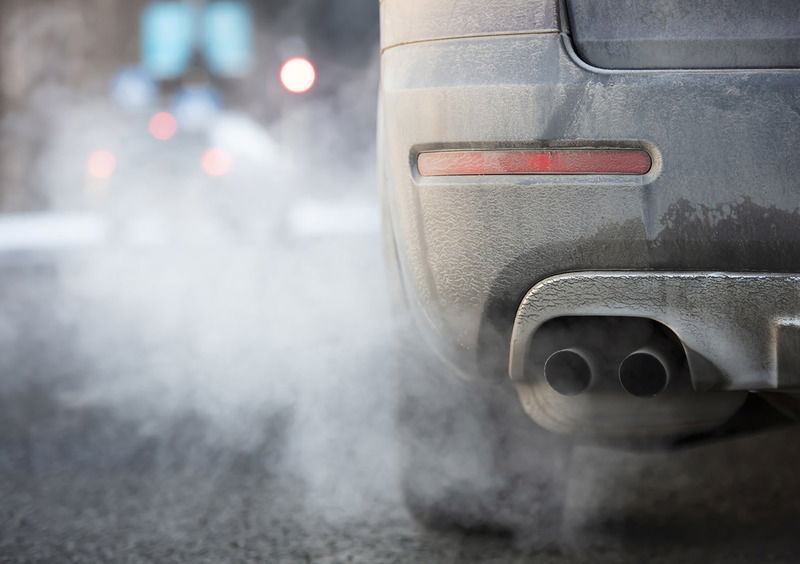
380, 0, 800, 443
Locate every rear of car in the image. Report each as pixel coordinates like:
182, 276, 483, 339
380, 0, 800, 445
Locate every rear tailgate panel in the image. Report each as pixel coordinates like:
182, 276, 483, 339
566, 0, 800, 69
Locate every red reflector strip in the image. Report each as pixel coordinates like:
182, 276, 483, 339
418, 149, 652, 176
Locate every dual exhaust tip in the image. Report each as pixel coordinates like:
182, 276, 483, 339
544, 347, 670, 398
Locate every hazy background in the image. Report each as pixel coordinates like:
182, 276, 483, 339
0, 0, 403, 544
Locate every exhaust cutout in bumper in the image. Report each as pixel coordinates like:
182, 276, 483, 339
508, 271, 800, 438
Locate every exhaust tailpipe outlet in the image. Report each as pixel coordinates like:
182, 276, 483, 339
544, 348, 593, 396
512, 313, 747, 438
618, 348, 671, 397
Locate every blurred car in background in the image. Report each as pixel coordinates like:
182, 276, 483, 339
380, 0, 800, 532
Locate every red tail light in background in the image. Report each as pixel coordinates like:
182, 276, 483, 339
148, 112, 178, 141
417, 149, 652, 177
87, 150, 117, 180
201, 147, 232, 177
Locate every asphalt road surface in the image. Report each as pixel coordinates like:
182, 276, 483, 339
1, 235, 800, 564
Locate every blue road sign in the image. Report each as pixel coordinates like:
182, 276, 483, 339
141, 2, 196, 80
201, 2, 254, 78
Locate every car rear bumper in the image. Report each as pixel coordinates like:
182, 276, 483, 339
506, 271, 800, 437
380, 30, 800, 392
